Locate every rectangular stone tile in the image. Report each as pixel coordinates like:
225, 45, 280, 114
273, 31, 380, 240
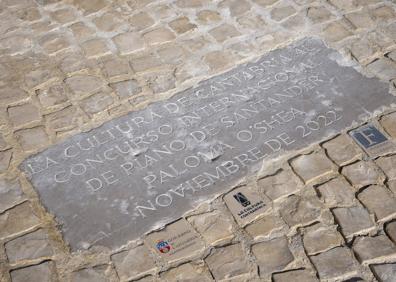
19, 38, 396, 250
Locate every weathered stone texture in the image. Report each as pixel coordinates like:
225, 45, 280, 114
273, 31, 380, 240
342, 161, 385, 189
316, 177, 356, 207
161, 262, 212, 282
332, 206, 375, 238
10, 261, 55, 282
358, 185, 396, 222
303, 223, 343, 255
323, 135, 362, 166
71, 266, 109, 282
272, 269, 318, 282
353, 235, 396, 264
0, 178, 24, 213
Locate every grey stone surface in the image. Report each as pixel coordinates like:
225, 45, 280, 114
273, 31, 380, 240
20, 38, 395, 250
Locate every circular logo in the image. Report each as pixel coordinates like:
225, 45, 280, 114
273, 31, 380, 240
156, 240, 171, 253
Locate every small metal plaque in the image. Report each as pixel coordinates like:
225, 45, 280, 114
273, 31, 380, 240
20, 38, 396, 250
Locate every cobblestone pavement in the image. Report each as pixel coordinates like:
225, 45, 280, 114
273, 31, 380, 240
1, 0, 396, 281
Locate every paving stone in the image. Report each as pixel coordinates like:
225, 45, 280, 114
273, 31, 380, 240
15, 126, 49, 151
380, 112, 396, 139
376, 155, 396, 181
272, 269, 318, 282
197, 10, 222, 23
0, 178, 24, 214
332, 206, 375, 238
174, 0, 208, 8
5, 229, 53, 263
65, 75, 104, 98
51, 8, 76, 24
71, 266, 108, 282
245, 214, 286, 240
46, 106, 82, 132
370, 5, 396, 23
278, 192, 323, 228
71, 0, 108, 15
310, 247, 358, 280
129, 12, 154, 31
358, 185, 396, 222
204, 50, 233, 71
219, 0, 251, 17
129, 53, 162, 73
205, 244, 249, 280
367, 58, 396, 81
322, 21, 353, 42
252, 237, 294, 276
0, 202, 40, 240
101, 57, 132, 80
270, 5, 297, 21
39, 34, 71, 55
188, 210, 234, 246
161, 262, 212, 282
323, 135, 362, 166
93, 12, 123, 32
24, 68, 58, 90
386, 221, 396, 243
290, 151, 337, 184
0, 87, 28, 105
157, 43, 189, 65
37, 84, 69, 108
143, 28, 175, 46
252, 0, 280, 7
0, 150, 12, 173
388, 180, 396, 195
113, 32, 145, 55
8, 103, 40, 127
145, 71, 176, 93
307, 6, 333, 23
303, 223, 343, 255
342, 161, 385, 189
110, 80, 142, 99
111, 245, 156, 281
209, 24, 241, 43
69, 22, 95, 41
169, 17, 197, 34
237, 13, 267, 30
0, 35, 32, 55
258, 168, 303, 201
79, 91, 114, 116
371, 263, 396, 282
81, 39, 111, 59
350, 37, 379, 65
353, 235, 396, 264
145, 219, 205, 263
346, 9, 376, 30
10, 261, 54, 282
388, 50, 396, 62
224, 186, 270, 227
316, 177, 356, 207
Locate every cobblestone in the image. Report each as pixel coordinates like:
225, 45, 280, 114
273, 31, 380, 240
316, 177, 356, 207
10, 261, 55, 282
272, 269, 318, 282
332, 206, 376, 238
371, 263, 396, 282
8, 103, 40, 128
302, 223, 343, 255
353, 235, 396, 264
322, 135, 362, 166
342, 161, 385, 189
358, 185, 396, 222
0, 178, 24, 213
70, 266, 109, 282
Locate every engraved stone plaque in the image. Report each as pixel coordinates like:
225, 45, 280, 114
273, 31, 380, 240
20, 38, 396, 250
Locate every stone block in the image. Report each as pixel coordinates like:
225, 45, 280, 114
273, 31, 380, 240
110, 80, 142, 99
197, 10, 221, 23
69, 22, 95, 41
353, 235, 396, 264
113, 32, 145, 55
209, 24, 241, 43
65, 75, 104, 98
252, 237, 294, 276
270, 5, 297, 21
205, 244, 249, 280
71, 0, 108, 15
37, 84, 69, 108
290, 151, 337, 184
332, 206, 375, 238
342, 161, 385, 189
371, 263, 396, 282
346, 9, 375, 30
101, 57, 132, 80
370, 5, 396, 23
252, 0, 280, 7
0, 87, 28, 106
380, 112, 396, 139
129, 53, 162, 73
39, 34, 70, 55
157, 43, 188, 65
81, 39, 111, 59
10, 261, 55, 282
307, 6, 333, 23
323, 135, 362, 166
245, 214, 286, 240
0, 178, 24, 213
174, 0, 208, 8
278, 192, 323, 228
367, 58, 396, 81
161, 262, 212, 281
310, 247, 358, 280
188, 210, 234, 246
204, 50, 233, 71
25, 68, 58, 90
93, 12, 123, 32
8, 103, 40, 127
111, 245, 156, 281
358, 185, 396, 222
0, 202, 40, 240
376, 155, 396, 181
5, 229, 53, 263
79, 92, 114, 116
71, 266, 108, 282
0, 150, 12, 173
316, 177, 356, 207
272, 269, 318, 282
258, 167, 303, 201
169, 17, 196, 34
219, 0, 251, 17
51, 8, 76, 24
46, 106, 82, 132
15, 126, 49, 151
303, 223, 343, 255
129, 12, 154, 31
322, 21, 352, 42
386, 221, 396, 243
143, 28, 175, 45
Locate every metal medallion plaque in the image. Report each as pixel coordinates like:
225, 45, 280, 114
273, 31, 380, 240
20, 38, 396, 250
